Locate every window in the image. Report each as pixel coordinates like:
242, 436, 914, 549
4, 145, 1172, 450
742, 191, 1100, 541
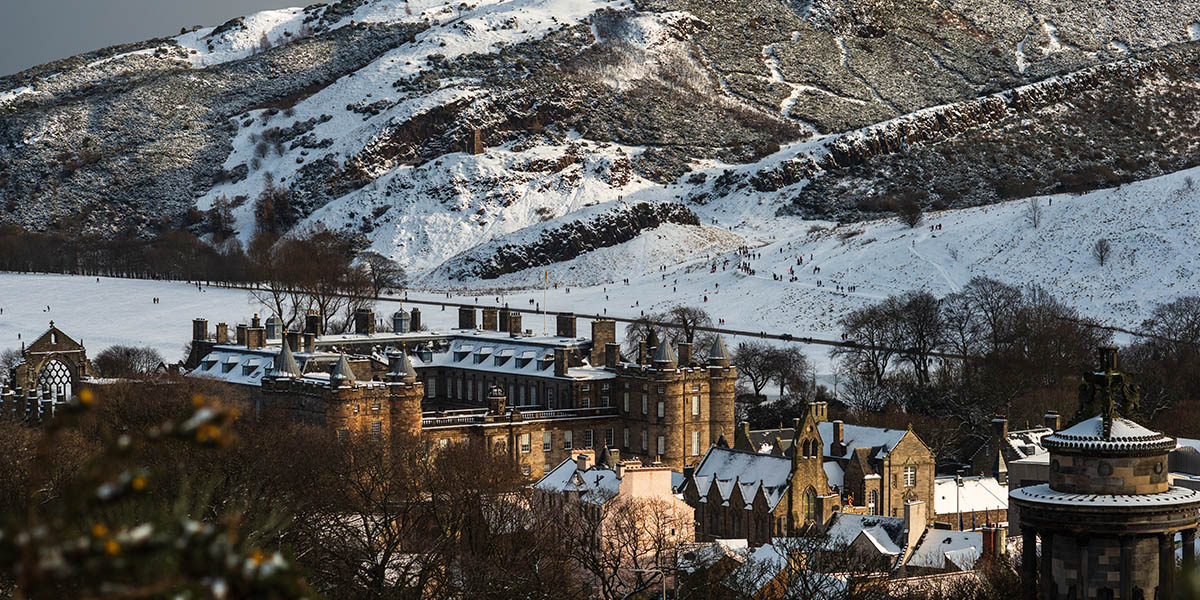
582, 383, 591, 392
371, 401, 381, 412
581, 397, 590, 408
623, 392, 629, 412
641, 430, 648, 451
657, 401, 664, 418
337, 429, 349, 441
584, 429, 594, 449
623, 428, 630, 448
601, 383, 610, 391
493, 436, 507, 453
439, 438, 449, 448
904, 466, 917, 487
691, 431, 700, 456
605, 428, 614, 448
691, 396, 700, 416
564, 431, 573, 450
803, 487, 817, 522
370, 421, 382, 439
519, 433, 531, 453
657, 435, 665, 457
601, 395, 609, 406
521, 465, 531, 476
426, 377, 436, 398
868, 491, 877, 515
547, 388, 555, 407
543, 432, 552, 452
467, 379, 474, 400
692, 384, 701, 392
656, 387, 665, 394
456, 377, 463, 399
641, 394, 648, 415
353, 404, 360, 415
519, 386, 526, 403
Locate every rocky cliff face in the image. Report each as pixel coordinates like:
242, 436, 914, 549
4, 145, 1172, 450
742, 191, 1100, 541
2, 0, 1198, 278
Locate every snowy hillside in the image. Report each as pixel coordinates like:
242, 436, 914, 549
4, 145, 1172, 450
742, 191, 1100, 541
1, 166, 1196, 372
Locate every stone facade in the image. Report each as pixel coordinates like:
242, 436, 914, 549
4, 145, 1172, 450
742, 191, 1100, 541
187, 309, 736, 478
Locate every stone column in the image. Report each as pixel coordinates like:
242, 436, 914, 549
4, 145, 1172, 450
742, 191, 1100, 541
1023, 527, 1038, 600
1183, 527, 1196, 572
1160, 533, 1176, 600
1039, 531, 1053, 600
1119, 536, 1132, 600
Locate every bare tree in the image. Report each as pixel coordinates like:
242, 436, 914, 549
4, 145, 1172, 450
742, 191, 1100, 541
892, 291, 944, 386
960, 276, 1022, 354
360, 251, 406, 298
1092, 238, 1112, 266
1024, 197, 1044, 229
897, 197, 923, 228
0, 348, 20, 384
553, 494, 690, 600
734, 342, 774, 399
662, 306, 714, 347
92, 345, 164, 378
833, 304, 901, 386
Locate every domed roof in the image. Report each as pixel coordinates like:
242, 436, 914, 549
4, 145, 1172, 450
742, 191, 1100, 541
392, 309, 409, 318
1042, 415, 1175, 453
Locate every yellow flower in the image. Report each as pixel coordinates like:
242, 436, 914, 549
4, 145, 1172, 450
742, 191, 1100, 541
131, 476, 147, 491
91, 523, 109, 538
79, 389, 95, 405
250, 548, 266, 565
192, 394, 205, 408
104, 539, 120, 556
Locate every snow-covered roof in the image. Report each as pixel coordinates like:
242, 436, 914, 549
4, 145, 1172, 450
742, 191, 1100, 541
535, 458, 620, 504
825, 513, 906, 555
747, 423, 909, 462
1004, 427, 1054, 460
1010, 484, 1200, 508
691, 446, 791, 510
420, 337, 615, 381
823, 461, 844, 489
331, 354, 357, 383
1043, 415, 1175, 453
679, 539, 749, 572
652, 341, 678, 366
906, 531, 982, 571
933, 476, 1008, 516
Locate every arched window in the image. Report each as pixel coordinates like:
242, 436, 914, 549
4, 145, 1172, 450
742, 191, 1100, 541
803, 486, 817, 523
868, 490, 878, 515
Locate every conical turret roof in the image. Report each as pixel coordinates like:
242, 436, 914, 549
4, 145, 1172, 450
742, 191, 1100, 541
331, 353, 356, 384
652, 340, 678, 367
268, 341, 302, 378
708, 335, 731, 363
389, 349, 418, 378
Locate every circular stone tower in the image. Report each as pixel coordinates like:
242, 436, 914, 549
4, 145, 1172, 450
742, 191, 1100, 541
1010, 347, 1200, 600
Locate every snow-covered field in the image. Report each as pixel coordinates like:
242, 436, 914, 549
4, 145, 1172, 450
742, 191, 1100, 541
3, 166, 1197, 372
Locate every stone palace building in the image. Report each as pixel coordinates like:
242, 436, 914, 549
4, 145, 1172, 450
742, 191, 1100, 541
183, 306, 736, 477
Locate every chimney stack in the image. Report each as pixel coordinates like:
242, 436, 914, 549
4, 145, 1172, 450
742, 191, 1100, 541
677, 342, 692, 367
904, 501, 926, 551
590, 319, 617, 365
1043, 410, 1061, 431
354, 308, 375, 335
215, 323, 229, 344
192, 318, 208, 342
832, 420, 844, 455
556, 313, 577, 338
508, 312, 522, 337
303, 333, 315, 353
576, 451, 594, 472
304, 311, 323, 337
284, 330, 300, 352
458, 306, 477, 330
605, 342, 620, 368
554, 348, 568, 377
410, 307, 421, 332
251, 313, 261, 328
498, 307, 510, 333
236, 324, 248, 346
482, 307, 498, 331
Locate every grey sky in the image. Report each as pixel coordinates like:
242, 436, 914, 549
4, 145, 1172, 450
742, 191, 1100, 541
0, 0, 302, 77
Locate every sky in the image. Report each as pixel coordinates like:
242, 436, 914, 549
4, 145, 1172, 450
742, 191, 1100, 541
0, 0, 300, 77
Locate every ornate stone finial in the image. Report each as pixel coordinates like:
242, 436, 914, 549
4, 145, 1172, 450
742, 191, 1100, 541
1074, 346, 1141, 437
49, 321, 54, 328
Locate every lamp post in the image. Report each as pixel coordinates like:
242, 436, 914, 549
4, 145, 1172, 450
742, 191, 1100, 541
633, 567, 667, 600
955, 471, 964, 531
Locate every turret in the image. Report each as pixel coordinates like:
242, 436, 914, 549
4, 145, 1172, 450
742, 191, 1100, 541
330, 354, 356, 388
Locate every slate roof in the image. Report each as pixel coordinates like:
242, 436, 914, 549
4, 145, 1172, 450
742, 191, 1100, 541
535, 458, 621, 504
906, 530, 983, 571
267, 341, 302, 378
747, 424, 909, 461
691, 446, 791, 510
